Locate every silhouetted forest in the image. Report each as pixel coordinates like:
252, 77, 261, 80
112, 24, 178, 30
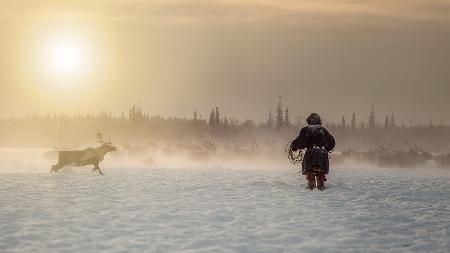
1, 101, 449, 157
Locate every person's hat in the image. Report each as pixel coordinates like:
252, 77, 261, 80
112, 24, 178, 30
306, 113, 322, 125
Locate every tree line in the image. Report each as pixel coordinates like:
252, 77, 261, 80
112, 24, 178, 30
0, 101, 448, 152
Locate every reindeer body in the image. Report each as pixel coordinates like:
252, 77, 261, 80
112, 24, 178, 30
51, 143, 117, 175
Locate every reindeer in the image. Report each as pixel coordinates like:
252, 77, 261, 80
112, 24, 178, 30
377, 149, 433, 168
51, 133, 117, 175
433, 153, 450, 168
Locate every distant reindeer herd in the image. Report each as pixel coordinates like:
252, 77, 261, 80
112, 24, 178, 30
48, 133, 450, 175
331, 148, 450, 169
51, 133, 117, 175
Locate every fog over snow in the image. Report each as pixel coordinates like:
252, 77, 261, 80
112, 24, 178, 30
1, 149, 449, 253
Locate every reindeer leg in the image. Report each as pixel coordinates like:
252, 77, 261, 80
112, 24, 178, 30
92, 161, 99, 172
51, 164, 61, 173
94, 164, 104, 175
97, 166, 104, 175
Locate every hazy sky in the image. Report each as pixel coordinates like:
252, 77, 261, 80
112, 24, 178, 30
0, 0, 449, 124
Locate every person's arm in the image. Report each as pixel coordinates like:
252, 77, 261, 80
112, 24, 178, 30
324, 130, 335, 152
292, 127, 308, 151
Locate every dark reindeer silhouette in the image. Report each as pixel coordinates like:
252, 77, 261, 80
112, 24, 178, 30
51, 133, 117, 175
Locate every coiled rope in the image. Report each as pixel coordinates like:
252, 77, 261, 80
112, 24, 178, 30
285, 140, 304, 165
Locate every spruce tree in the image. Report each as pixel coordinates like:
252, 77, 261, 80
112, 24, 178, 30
193, 110, 198, 123
215, 107, 220, 126
276, 96, 284, 130
384, 115, 389, 128
369, 105, 376, 129
284, 107, 291, 127
342, 115, 346, 130
351, 113, 357, 130
390, 114, 396, 128
267, 109, 274, 129
208, 109, 215, 127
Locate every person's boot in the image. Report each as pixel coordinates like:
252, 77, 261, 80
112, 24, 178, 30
306, 172, 316, 190
316, 173, 326, 191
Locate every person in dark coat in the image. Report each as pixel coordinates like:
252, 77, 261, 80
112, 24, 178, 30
291, 113, 335, 190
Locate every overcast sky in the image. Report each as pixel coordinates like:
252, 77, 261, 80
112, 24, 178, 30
0, 0, 449, 124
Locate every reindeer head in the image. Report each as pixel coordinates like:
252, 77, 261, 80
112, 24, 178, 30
96, 133, 117, 152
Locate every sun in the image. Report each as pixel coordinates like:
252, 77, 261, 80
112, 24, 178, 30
49, 41, 82, 75
39, 31, 93, 84
25, 21, 108, 98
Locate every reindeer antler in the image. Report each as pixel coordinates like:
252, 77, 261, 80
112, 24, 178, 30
96, 133, 113, 145
96, 133, 104, 144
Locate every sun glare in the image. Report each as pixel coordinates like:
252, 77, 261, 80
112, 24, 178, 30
39, 31, 93, 85
50, 42, 81, 74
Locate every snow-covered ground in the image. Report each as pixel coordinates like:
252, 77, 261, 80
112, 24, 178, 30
1, 157, 450, 252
